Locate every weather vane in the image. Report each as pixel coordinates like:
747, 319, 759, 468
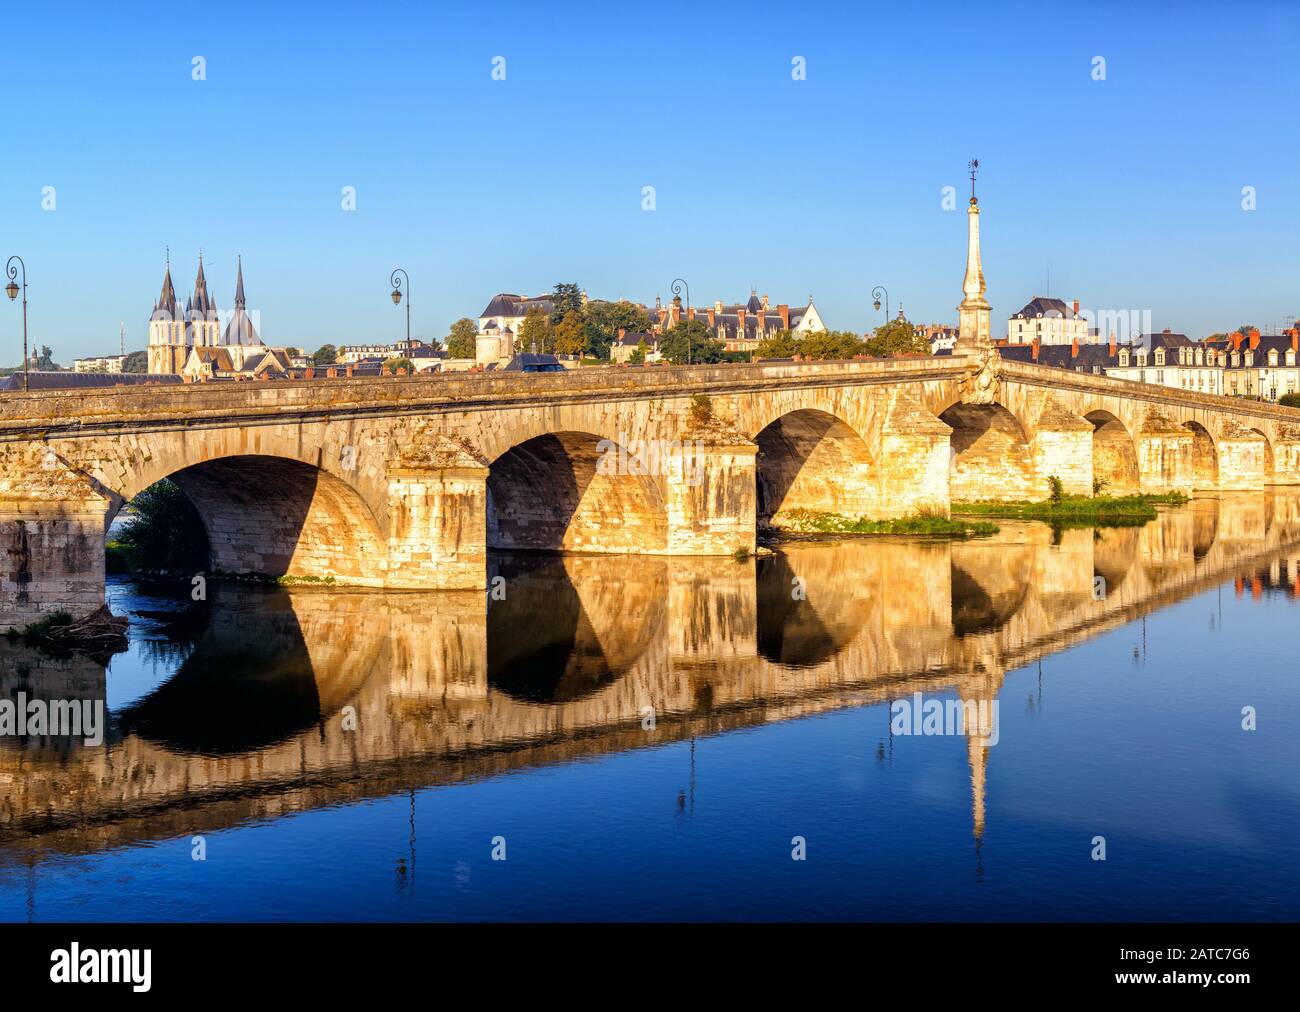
969, 158, 979, 201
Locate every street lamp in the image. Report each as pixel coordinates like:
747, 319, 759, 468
671, 278, 690, 365
872, 285, 889, 325
390, 268, 411, 347
5, 256, 28, 392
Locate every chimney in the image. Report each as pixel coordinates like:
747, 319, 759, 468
1031, 336, 1041, 361
1291, 329, 1298, 353
1072, 299, 1080, 318
1249, 328, 1261, 349
687, 306, 696, 322
617, 327, 626, 341
737, 308, 747, 334
1071, 337, 1079, 359
757, 308, 766, 333
707, 307, 716, 328
1230, 332, 1243, 351
778, 303, 790, 329
345, 365, 354, 377
304, 367, 314, 379
762, 293, 770, 309
326, 367, 337, 378
714, 300, 723, 313
1108, 332, 1116, 357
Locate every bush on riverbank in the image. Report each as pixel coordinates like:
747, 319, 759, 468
107, 479, 210, 575
773, 508, 998, 537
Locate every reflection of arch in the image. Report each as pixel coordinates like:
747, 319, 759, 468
755, 552, 867, 666
118, 588, 323, 755
166, 455, 387, 584
754, 409, 876, 524
487, 553, 664, 702
1250, 428, 1275, 482
939, 403, 1036, 501
1184, 422, 1218, 488
1093, 526, 1138, 593
1086, 410, 1140, 495
487, 432, 667, 552
950, 561, 1030, 636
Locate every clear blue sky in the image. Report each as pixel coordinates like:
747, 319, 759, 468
2, 0, 1297, 362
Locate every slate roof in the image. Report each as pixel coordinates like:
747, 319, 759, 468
0, 371, 183, 391
480, 293, 555, 318
503, 352, 564, 372
1011, 297, 1077, 319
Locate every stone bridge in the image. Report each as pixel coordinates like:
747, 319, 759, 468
4, 352, 1300, 627
2, 494, 1298, 858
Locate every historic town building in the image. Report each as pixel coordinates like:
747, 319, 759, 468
652, 291, 826, 354
1006, 296, 1090, 345
476, 292, 557, 364
147, 254, 274, 377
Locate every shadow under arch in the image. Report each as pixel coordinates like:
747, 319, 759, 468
949, 541, 1032, 636
1184, 421, 1218, 488
755, 551, 869, 667
116, 587, 324, 756
156, 454, 387, 584
487, 431, 667, 553
754, 408, 876, 525
1086, 410, 1140, 495
939, 402, 1037, 501
1250, 427, 1276, 482
487, 553, 666, 703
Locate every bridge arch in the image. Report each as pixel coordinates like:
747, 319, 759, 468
1249, 427, 1276, 482
1085, 410, 1141, 495
125, 454, 389, 585
1185, 421, 1219, 489
939, 402, 1037, 502
486, 430, 668, 553
754, 408, 877, 526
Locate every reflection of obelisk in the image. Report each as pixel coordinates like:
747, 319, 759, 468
955, 158, 993, 353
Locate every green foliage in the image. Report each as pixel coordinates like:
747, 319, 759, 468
755, 330, 801, 358
122, 350, 149, 373
445, 318, 479, 359
954, 492, 1190, 527
659, 320, 724, 364
518, 308, 553, 353
799, 329, 866, 360
553, 311, 587, 356
687, 393, 713, 427
383, 357, 414, 373
1048, 475, 1065, 503
112, 479, 210, 574
585, 300, 651, 359
864, 317, 930, 357
1092, 476, 1109, 495
312, 344, 338, 366
628, 341, 647, 365
1279, 392, 1300, 408
549, 282, 585, 324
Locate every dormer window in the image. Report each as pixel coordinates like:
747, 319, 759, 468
1154, 349, 1165, 365
1118, 350, 1129, 367
1269, 350, 1279, 366
1232, 352, 1240, 367
1288, 350, 1296, 367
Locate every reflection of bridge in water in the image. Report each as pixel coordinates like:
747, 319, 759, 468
3, 492, 1300, 859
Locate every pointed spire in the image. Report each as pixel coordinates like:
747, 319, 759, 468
956, 158, 992, 351
153, 252, 180, 321
234, 255, 246, 310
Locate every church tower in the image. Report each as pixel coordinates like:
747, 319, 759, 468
186, 253, 221, 348
147, 251, 186, 374
955, 159, 992, 351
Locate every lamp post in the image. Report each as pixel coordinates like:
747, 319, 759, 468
872, 285, 889, 327
670, 278, 690, 365
5, 256, 28, 392
390, 268, 411, 347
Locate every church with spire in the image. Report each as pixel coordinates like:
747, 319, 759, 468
148, 253, 283, 378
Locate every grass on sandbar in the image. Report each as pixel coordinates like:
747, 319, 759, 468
775, 508, 998, 537
953, 490, 1189, 523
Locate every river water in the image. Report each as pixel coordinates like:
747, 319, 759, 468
2, 494, 1299, 921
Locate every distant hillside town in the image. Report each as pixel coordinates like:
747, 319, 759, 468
5, 265, 1296, 406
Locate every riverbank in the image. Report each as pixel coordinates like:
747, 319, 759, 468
770, 508, 999, 538
953, 491, 1189, 526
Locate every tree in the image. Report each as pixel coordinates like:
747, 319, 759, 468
518, 308, 553, 353
549, 282, 584, 324
122, 350, 149, 373
585, 299, 651, 359
628, 340, 647, 365
1280, 392, 1300, 408
659, 320, 724, 364
801, 329, 865, 360
553, 310, 587, 357
1235, 324, 1257, 336
445, 318, 479, 359
312, 344, 338, 366
864, 317, 929, 357
35, 346, 60, 370
383, 357, 415, 374
755, 329, 800, 358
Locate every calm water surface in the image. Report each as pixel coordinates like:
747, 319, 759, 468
2, 495, 1299, 921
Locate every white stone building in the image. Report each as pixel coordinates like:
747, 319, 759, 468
1007, 296, 1090, 346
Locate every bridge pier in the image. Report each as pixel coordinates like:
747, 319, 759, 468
385, 462, 490, 591
664, 432, 758, 556
1215, 422, 1268, 491
1029, 401, 1093, 496
1274, 429, 1300, 485
0, 500, 109, 632
878, 395, 952, 516
1137, 414, 1195, 494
